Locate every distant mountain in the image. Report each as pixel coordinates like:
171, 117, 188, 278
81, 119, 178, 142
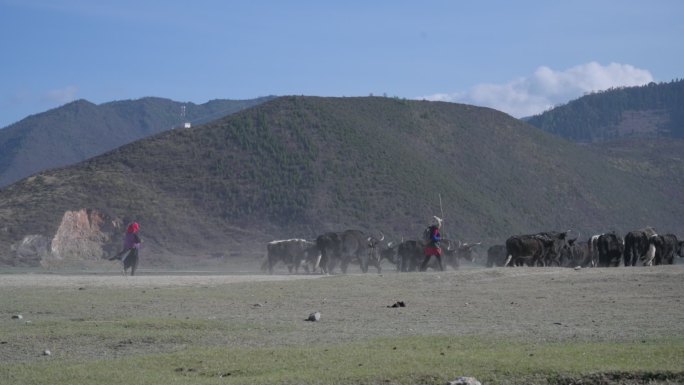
526, 79, 684, 142
1, 96, 683, 267
0, 96, 275, 187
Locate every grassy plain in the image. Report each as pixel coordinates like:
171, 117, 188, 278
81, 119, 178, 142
1, 265, 683, 384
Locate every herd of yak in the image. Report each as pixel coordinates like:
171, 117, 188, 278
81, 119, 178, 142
261, 227, 684, 274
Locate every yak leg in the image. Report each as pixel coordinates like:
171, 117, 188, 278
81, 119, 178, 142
450, 256, 460, 270
643, 244, 656, 266
298, 259, 309, 274
285, 255, 295, 274
359, 255, 369, 273
503, 255, 513, 267
435, 255, 445, 271
533, 250, 545, 267
612, 251, 622, 267
316, 254, 329, 275
367, 256, 381, 273
625, 246, 637, 266
312, 254, 322, 274
327, 256, 339, 274
340, 257, 351, 274
291, 255, 304, 274
405, 255, 413, 272
399, 255, 407, 272
286, 256, 295, 273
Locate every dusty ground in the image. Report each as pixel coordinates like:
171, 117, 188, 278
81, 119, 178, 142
3, 265, 683, 339
1, 264, 683, 378
0, 271, 324, 289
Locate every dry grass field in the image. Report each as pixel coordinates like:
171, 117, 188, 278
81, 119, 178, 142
1, 264, 683, 384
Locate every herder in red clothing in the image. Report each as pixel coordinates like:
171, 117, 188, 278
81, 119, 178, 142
109, 222, 142, 276
420, 216, 444, 271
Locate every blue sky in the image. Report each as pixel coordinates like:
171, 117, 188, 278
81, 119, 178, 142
1, 0, 682, 128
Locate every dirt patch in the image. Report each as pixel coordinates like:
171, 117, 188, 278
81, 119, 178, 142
0, 272, 323, 289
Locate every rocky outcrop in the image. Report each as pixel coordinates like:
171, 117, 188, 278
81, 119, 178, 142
42, 209, 123, 267
11, 234, 50, 266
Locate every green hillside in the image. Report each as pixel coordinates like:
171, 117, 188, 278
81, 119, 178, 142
0, 96, 275, 187
527, 79, 684, 142
1, 96, 683, 266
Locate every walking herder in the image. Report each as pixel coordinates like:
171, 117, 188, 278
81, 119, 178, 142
421, 216, 444, 271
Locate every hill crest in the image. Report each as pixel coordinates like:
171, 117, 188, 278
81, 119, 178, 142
526, 79, 684, 142
1, 96, 683, 267
0, 96, 275, 187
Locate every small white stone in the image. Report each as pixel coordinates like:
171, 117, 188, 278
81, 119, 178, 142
43, 350, 51, 356
307, 312, 321, 322
11, 314, 23, 320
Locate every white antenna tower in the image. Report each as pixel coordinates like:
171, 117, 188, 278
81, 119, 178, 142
180, 105, 191, 128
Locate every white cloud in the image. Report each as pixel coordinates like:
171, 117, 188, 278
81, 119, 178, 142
41, 85, 79, 104
419, 62, 654, 118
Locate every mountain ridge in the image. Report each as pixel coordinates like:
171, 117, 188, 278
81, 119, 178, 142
0, 96, 276, 187
1, 96, 682, 267
526, 79, 684, 142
